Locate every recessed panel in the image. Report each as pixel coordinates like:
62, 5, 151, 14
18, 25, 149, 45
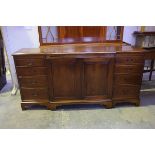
83, 61, 109, 98
51, 59, 80, 100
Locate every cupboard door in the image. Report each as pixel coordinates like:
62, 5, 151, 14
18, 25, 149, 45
82, 57, 114, 99
49, 58, 81, 101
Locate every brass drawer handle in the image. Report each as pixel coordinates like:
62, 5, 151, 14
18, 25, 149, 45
32, 69, 36, 73
127, 68, 133, 72
31, 81, 37, 84
122, 90, 128, 94
123, 77, 128, 81
32, 93, 38, 97
28, 62, 33, 66
126, 58, 134, 62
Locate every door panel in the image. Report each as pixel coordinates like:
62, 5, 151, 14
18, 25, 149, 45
49, 58, 81, 100
83, 57, 114, 99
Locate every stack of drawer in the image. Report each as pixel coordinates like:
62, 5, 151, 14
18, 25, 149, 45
113, 53, 144, 101
14, 55, 49, 102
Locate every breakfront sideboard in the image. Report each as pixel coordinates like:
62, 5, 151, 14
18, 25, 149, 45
12, 43, 147, 110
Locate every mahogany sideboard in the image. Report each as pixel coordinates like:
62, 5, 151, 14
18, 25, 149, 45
13, 43, 149, 110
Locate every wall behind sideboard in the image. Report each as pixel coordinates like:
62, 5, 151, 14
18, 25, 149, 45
1, 26, 40, 92
123, 26, 138, 45
123, 26, 155, 46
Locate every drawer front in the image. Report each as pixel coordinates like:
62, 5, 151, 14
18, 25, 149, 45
21, 88, 49, 100
15, 59, 46, 67
115, 74, 142, 85
19, 76, 48, 88
16, 67, 47, 76
116, 56, 143, 64
113, 85, 140, 99
115, 65, 143, 74
13, 55, 45, 59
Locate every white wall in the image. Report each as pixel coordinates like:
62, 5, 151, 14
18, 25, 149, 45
145, 26, 155, 31
1, 26, 40, 92
123, 26, 155, 46
123, 26, 139, 45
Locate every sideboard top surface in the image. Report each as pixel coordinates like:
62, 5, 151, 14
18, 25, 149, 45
12, 43, 144, 56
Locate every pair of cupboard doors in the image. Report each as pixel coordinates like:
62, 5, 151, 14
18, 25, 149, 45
47, 55, 114, 102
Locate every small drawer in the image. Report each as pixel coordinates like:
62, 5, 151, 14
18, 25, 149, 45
15, 59, 46, 67
20, 88, 49, 101
19, 76, 48, 88
13, 55, 44, 59
116, 56, 143, 64
16, 67, 47, 76
113, 85, 140, 99
115, 64, 143, 74
114, 74, 142, 85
